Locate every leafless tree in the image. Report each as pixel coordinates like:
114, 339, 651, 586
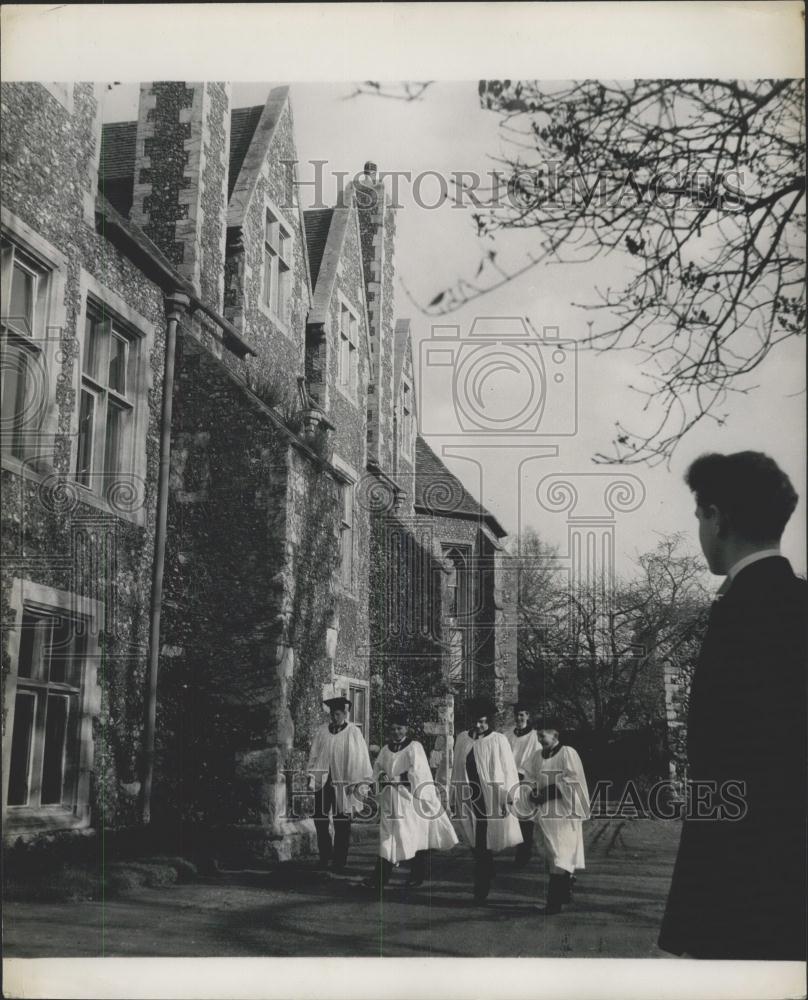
517, 532, 711, 739
412, 80, 805, 464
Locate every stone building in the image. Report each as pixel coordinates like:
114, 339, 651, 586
1, 81, 517, 863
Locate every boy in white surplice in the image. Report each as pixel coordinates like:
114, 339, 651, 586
307, 696, 372, 871
361, 708, 457, 890
505, 702, 540, 867
525, 727, 590, 914
451, 696, 523, 903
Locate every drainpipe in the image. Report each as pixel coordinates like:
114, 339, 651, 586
140, 291, 190, 824
392, 408, 399, 478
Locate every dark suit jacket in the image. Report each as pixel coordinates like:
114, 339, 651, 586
659, 556, 807, 960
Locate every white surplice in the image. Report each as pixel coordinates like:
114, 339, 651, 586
373, 739, 458, 863
506, 727, 541, 776
524, 744, 590, 873
506, 726, 542, 818
307, 721, 373, 814
450, 730, 523, 853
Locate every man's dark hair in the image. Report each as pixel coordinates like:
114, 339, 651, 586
467, 696, 496, 722
685, 451, 798, 542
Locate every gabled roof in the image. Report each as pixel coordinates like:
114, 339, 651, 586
303, 208, 334, 290
414, 436, 506, 538
304, 201, 370, 349
228, 105, 264, 198
98, 104, 269, 217
227, 87, 290, 226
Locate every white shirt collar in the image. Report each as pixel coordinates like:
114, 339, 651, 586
716, 548, 781, 597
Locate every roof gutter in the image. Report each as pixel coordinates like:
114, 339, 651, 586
95, 195, 256, 359
186, 296, 255, 359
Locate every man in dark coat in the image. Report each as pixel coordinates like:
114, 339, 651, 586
659, 451, 806, 960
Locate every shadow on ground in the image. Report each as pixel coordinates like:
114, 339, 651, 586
3, 818, 681, 958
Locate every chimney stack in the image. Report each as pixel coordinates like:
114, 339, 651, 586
131, 82, 231, 312
353, 160, 396, 472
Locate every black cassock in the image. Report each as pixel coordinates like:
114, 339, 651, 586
659, 556, 807, 960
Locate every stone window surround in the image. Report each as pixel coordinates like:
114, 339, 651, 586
400, 375, 414, 460
443, 542, 478, 630
443, 542, 477, 694
257, 193, 294, 339
1, 207, 68, 481
69, 270, 158, 528
335, 289, 361, 406
2, 578, 103, 836
330, 673, 370, 740
332, 452, 358, 598
305, 322, 330, 415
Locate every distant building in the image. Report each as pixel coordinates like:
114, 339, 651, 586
1, 82, 517, 862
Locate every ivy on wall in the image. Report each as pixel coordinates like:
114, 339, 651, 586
367, 507, 449, 752
286, 461, 340, 769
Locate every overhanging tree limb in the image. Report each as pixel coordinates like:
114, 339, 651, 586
404, 79, 805, 464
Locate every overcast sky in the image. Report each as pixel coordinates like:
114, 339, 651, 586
102, 81, 806, 579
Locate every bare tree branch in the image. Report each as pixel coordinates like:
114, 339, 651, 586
410, 79, 805, 464
344, 81, 433, 102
